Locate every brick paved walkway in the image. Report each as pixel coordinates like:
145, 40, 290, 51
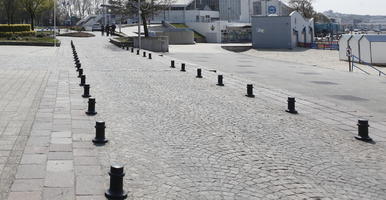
0, 35, 385, 200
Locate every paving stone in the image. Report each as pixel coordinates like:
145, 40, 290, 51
42, 187, 74, 200
44, 171, 74, 187
49, 144, 73, 152
48, 152, 73, 160
46, 160, 73, 172
75, 166, 102, 176
74, 157, 99, 166
75, 176, 105, 195
20, 154, 47, 165
15, 164, 45, 179
7, 191, 41, 200
11, 179, 44, 192
52, 131, 72, 138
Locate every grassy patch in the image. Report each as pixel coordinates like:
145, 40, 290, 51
171, 23, 206, 41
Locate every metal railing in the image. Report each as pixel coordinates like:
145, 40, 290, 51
350, 55, 386, 76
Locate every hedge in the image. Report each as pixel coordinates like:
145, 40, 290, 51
0, 31, 35, 37
0, 24, 31, 32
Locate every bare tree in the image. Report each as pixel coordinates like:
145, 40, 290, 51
288, 0, 314, 18
122, 0, 173, 37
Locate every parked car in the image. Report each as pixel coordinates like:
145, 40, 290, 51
92, 23, 102, 31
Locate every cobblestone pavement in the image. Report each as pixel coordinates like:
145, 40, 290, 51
74, 35, 386, 199
0, 35, 386, 200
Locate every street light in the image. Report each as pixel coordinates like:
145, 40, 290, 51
138, 0, 141, 50
54, 0, 57, 47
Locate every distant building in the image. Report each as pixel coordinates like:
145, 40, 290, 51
252, 11, 314, 49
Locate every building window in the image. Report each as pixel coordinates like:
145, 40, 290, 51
253, 1, 262, 15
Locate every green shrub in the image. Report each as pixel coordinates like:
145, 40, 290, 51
0, 24, 32, 32
0, 31, 35, 38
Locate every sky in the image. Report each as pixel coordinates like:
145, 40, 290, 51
311, 0, 386, 16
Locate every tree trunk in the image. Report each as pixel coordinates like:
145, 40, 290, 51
141, 14, 149, 37
31, 15, 35, 30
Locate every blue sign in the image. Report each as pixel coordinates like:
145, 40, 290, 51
268, 6, 277, 14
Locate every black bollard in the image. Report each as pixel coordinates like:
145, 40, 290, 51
143, 52, 146, 57
105, 165, 128, 200
355, 119, 373, 142
245, 84, 255, 98
196, 68, 202, 78
136, 50, 140, 55
170, 60, 175, 68
76, 63, 81, 71
181, 63, 186, 72
82, 84, 91, 98
131, 48, 134, 53
85, 97, 97, 115
217, 75, 224, 86
126, 46, 129, 51
286, 97, 298, 114
78, 68, 83, 78
93, 121, 108, 144
79, 75, 86, 86
148, 53, 152, 59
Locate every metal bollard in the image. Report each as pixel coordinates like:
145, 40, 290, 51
355, 119, 373, 142
170, 60, 175, 68
217, 75, 224, 86
93, 121, 108, 144
126, 45, 129, 51
131, 47, 134, 53
78, 68, 83, 78
148, 53, 152, 59
85, 97, 97, 115
143, 52, 146, 57
105, 165, 128, 200
76, 63, 81, 71
136, 50, 140, 55
286, 97, 298, 114
245, 84, 255, 98
82, 84, 91, 98
181, 63, 186, 72
79, 75, 86, 86
196, 68, 202, 78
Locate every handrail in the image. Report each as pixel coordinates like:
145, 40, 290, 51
351, 62, 370, 75
351, 55, 386, 76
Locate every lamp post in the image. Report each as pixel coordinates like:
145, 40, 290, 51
54, 0, 56, 47
138, 0, 141, 50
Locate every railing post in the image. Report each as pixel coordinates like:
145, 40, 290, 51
348, 56, 352, 72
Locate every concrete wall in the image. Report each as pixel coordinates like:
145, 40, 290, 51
155, 30, 195, 44
152, 10, 219, 23
133, 36, 169, 52
252, 16, 292, 49
186, 21, 228, 43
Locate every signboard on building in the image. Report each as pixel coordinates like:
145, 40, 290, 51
268, 6, 277, 14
